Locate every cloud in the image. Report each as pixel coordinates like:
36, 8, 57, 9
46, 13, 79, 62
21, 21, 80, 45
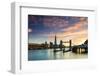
43, 16, 69, 29
61, 17, 88, 33
46, 17, 88, 45
28, 15, 88, 45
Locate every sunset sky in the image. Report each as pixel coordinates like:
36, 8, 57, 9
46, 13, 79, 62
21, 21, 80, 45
28, 15, 88, 46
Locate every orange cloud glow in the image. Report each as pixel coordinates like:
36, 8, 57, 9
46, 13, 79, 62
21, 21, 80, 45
47, 19, 88, 46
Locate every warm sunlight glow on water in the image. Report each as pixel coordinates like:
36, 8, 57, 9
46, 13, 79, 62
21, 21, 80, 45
28, 49, 88, 61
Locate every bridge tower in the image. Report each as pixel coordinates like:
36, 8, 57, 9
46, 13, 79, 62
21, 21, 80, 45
54, 35, 57, 50
69, 40, 72, 51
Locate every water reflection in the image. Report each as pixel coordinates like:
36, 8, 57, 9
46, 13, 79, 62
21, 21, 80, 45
28, 49, 87, 61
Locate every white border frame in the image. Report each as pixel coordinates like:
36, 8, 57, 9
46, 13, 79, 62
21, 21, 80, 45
11, 2, 96, 74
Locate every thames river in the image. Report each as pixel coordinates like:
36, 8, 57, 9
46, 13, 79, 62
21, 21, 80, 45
28, 49, 87, 61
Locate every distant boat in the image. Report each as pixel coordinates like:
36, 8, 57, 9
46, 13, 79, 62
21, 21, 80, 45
53, 48, 61, 52
63, 48, 71, 53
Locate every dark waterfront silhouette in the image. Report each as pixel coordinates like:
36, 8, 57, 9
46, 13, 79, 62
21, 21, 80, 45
28, 35, 88, 54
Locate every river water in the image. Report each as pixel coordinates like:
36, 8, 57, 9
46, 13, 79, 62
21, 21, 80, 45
28, 49, 87, 61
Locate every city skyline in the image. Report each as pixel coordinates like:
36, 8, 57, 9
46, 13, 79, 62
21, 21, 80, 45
28, 15, 88, 46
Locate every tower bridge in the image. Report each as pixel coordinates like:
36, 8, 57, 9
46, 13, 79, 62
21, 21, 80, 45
54, 35, 72, 52
53, 35, 88, 54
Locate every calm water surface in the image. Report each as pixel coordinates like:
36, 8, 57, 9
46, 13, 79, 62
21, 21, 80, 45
28, 49, 87, 61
